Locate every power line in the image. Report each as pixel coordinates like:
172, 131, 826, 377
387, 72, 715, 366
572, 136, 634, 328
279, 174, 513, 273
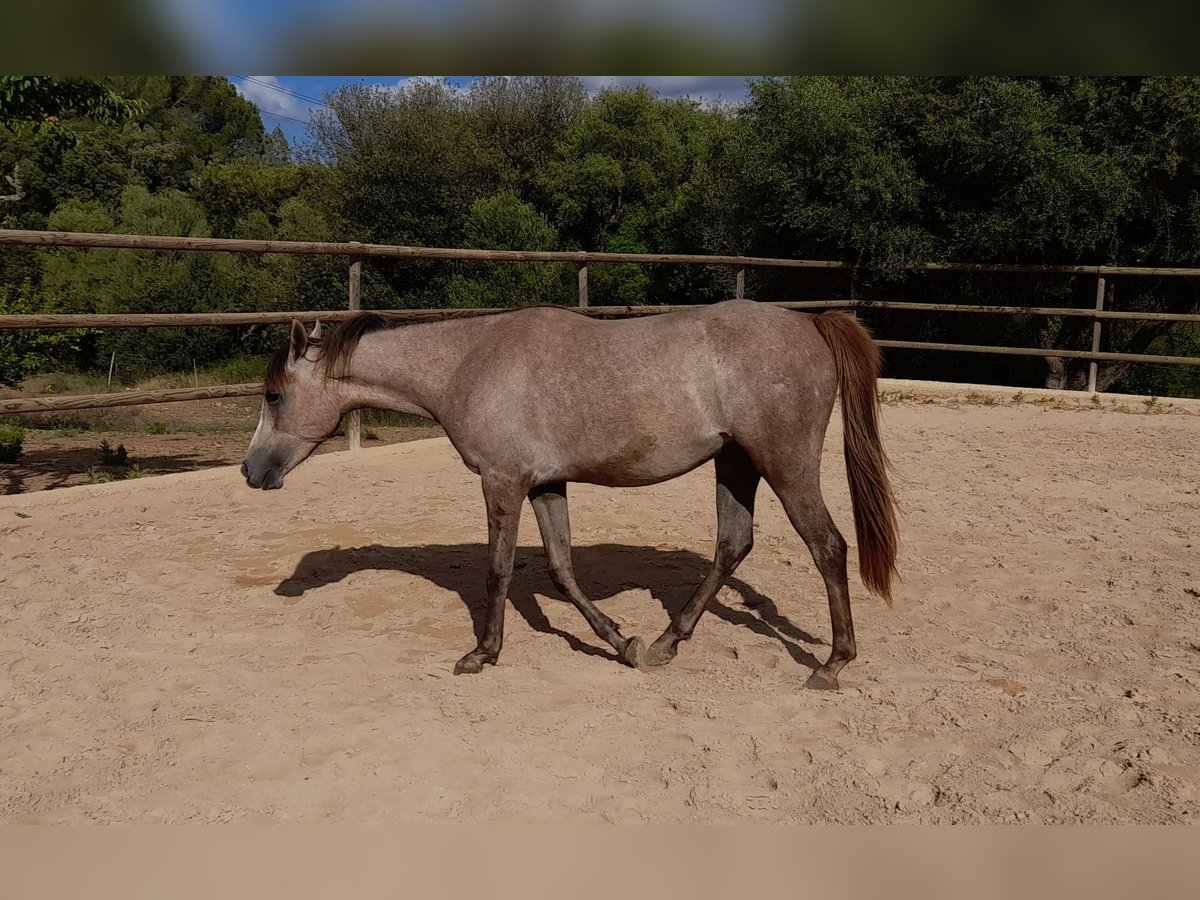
237, 75, 326, 107
257, 109, 312, 127
235, 76, 330, 111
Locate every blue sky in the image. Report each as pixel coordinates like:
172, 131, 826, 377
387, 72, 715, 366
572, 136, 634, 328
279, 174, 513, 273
228, 76, 753, 145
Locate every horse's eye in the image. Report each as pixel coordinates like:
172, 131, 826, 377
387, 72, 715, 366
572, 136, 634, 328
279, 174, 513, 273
265, 392, 281, 404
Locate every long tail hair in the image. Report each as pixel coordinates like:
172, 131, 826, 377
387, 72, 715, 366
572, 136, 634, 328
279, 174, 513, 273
811, 311, 899, 604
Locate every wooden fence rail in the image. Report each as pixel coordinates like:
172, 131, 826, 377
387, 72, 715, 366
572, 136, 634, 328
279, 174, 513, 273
5, 340, 1199, 416
6, 300, 1200, 331
7, 228, 1200, 277
1, 383, 263, 415
2, 228, 1199, 419
0, 229, 846, 269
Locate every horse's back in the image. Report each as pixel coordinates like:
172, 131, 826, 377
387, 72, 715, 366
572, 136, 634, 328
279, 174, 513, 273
454, 301, 838, 485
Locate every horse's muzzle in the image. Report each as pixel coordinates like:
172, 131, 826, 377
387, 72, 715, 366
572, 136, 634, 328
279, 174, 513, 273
242, 458, 284, 490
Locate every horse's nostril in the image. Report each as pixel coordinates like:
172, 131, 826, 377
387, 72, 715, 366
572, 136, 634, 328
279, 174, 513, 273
240, 461, 249, 477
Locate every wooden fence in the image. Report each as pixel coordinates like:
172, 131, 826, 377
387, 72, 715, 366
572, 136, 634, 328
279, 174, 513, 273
2, 229, 1200, 427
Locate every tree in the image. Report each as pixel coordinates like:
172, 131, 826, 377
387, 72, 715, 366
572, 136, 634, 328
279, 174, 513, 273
41, 186, 248, 375
0, 76, 143, 143
733, 76, 1200, 393
0, 282, 91, 388
467, 76, 587, 205
545, 86, 733, 303
447, 193, 567, 307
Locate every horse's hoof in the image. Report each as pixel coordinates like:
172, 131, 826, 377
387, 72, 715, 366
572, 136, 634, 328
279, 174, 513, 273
804, 670, 840, 691
620, 635, 645, 668
453, 653, 494, 675
642, 639, 677, 668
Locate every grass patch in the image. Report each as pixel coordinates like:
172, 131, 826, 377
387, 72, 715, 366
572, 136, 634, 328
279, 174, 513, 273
23, 372, 112, 395
10, 412, 96, 432
85, 467, 114, 484
133, 356, 270, 391
147, 421, 170, 434
203, 356, 270, 384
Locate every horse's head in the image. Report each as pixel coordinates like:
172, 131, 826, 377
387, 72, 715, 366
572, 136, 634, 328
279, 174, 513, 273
242, 320, 343, 490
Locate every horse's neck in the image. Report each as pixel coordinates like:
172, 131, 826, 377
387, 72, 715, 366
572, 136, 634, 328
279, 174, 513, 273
345, 320, 472, 420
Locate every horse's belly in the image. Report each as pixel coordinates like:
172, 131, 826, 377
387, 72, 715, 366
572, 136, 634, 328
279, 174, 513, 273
564, 430, 726, 488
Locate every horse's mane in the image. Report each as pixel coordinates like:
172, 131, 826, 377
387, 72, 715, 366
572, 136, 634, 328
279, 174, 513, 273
317, 312, 392, 381
264, 305, 572, 391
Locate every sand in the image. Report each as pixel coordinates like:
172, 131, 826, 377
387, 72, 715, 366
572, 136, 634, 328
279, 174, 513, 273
2, 393, 1199, 823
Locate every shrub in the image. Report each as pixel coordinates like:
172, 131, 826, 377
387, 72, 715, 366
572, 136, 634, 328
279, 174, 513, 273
147, 421, 170, 434
0, 423, 24, 462
98, 439, 128, 464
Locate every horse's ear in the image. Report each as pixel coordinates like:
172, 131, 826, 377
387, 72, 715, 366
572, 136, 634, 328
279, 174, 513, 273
308, 320, 324, 342
289, 319, 308, 361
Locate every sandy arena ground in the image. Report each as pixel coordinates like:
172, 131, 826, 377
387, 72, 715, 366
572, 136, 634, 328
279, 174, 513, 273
2, 392, 1199, 823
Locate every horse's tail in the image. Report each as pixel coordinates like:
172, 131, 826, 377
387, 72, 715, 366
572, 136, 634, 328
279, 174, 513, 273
811, 311, 898, 605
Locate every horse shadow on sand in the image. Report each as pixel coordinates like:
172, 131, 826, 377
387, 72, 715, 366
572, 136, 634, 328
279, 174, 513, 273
275, 543, 824, 669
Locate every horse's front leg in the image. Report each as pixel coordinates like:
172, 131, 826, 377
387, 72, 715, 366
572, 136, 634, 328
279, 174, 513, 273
454, 476, 524, 675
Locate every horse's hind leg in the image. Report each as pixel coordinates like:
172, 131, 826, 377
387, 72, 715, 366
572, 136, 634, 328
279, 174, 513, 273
529, 483, 644, 667
768, 472, 856, 690
644, 444, 760, 667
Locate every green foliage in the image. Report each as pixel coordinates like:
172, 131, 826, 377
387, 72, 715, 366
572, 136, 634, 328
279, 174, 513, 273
0, 76, 143, 146
97, 439, 127, 465
590, 219, 653, 305
7, 76, 1200, 396
200, 355, 270, 384
147, 421, 169, 435
0, 282, 92, 387
85, 467, 114, 484
193, 158, 310, 237
447, 193, 567, 307
124, 463, 150, 479
41, 185, 251, 375
317, 80, 496, 249
0, 423, 23, 461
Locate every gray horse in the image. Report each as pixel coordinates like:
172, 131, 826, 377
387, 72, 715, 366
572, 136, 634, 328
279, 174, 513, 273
242, 300, 897, 689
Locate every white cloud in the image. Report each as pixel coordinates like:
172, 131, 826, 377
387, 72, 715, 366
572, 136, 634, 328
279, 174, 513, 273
234, 76, 306, 119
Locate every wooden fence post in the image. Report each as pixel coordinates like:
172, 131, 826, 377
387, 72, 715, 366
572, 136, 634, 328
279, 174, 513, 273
736, 268, 745, 299
578, 265, 588, 307
1087, 276, 1105, 393
348, 255, 362, 450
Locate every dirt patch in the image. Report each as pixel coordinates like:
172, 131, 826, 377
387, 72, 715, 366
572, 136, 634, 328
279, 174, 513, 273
5, 379, 1197, 495
3, 424, 443, 494
1, 401, 1198, 823
2, 396, 443, 494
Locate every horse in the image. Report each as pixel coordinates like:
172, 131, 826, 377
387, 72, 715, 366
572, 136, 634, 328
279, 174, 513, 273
241, 299, 897, 690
